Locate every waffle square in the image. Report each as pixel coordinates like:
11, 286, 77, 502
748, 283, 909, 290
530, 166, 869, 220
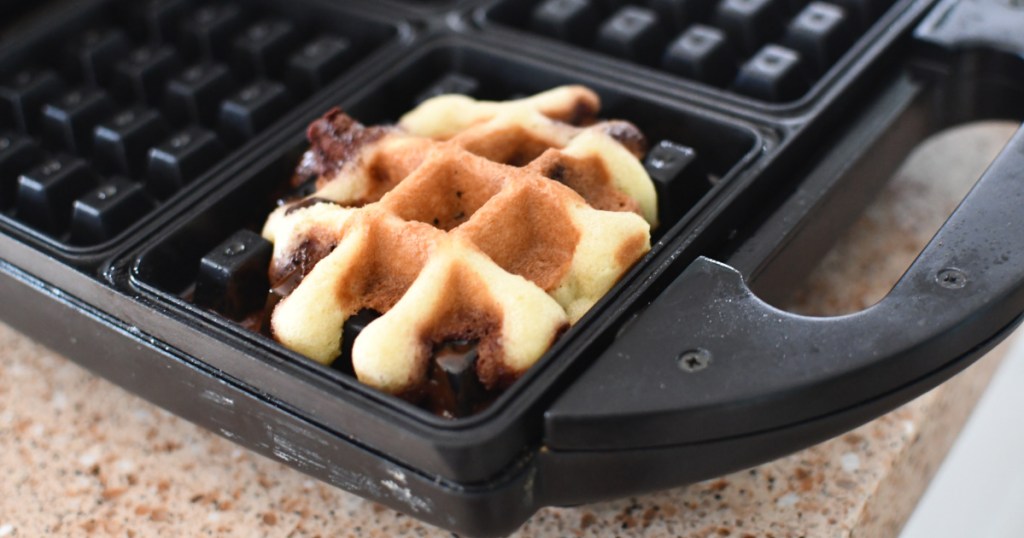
262, 86, 656, 396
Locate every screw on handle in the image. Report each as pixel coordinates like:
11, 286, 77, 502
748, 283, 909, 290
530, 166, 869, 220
677, 349, 712, 372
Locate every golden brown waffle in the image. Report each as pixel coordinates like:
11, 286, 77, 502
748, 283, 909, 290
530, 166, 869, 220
262, 86, 656, 396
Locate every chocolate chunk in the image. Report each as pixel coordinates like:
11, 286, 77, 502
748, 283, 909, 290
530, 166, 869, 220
300, 108, 390, 179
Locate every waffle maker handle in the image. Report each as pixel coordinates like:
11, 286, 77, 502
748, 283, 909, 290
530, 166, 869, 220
544, 122, 1024, 461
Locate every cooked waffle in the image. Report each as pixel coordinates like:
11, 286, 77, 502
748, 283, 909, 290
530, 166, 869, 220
262, 86, 656, 396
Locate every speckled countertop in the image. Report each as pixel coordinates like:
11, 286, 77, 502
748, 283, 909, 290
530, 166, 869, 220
0, 124, 1018, 537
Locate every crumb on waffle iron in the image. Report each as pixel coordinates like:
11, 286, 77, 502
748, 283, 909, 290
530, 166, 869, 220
262, 86, 656, 398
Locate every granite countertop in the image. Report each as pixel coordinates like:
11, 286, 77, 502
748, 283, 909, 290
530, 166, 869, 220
0, 123, 1017, 537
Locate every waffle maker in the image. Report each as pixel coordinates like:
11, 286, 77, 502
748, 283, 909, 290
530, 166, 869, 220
1, 0, 1023, 535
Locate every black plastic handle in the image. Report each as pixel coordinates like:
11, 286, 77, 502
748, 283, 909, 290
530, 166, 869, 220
545, 124, 1024, 451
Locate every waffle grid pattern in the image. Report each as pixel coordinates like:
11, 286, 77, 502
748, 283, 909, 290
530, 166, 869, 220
262, 87, 655, 396
0, 0, 384, 247
490, 0, 891, 102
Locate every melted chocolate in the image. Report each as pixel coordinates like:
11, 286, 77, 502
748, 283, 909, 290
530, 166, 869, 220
603, 121, 647, 158
301, 108, 391, 181
268, 237, 338, 295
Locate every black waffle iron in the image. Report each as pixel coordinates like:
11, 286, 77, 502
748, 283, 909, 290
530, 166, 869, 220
1, 0, 1023, 535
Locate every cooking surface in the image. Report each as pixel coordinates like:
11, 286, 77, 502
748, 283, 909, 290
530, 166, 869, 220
0, 121, 1015, 536
485, 0, 887, 103
0, 0, 392, 251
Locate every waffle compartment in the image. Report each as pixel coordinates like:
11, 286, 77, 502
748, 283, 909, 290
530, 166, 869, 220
484, 0, 899, 104
130, 40, 763, 420
0, 0, 396, 254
